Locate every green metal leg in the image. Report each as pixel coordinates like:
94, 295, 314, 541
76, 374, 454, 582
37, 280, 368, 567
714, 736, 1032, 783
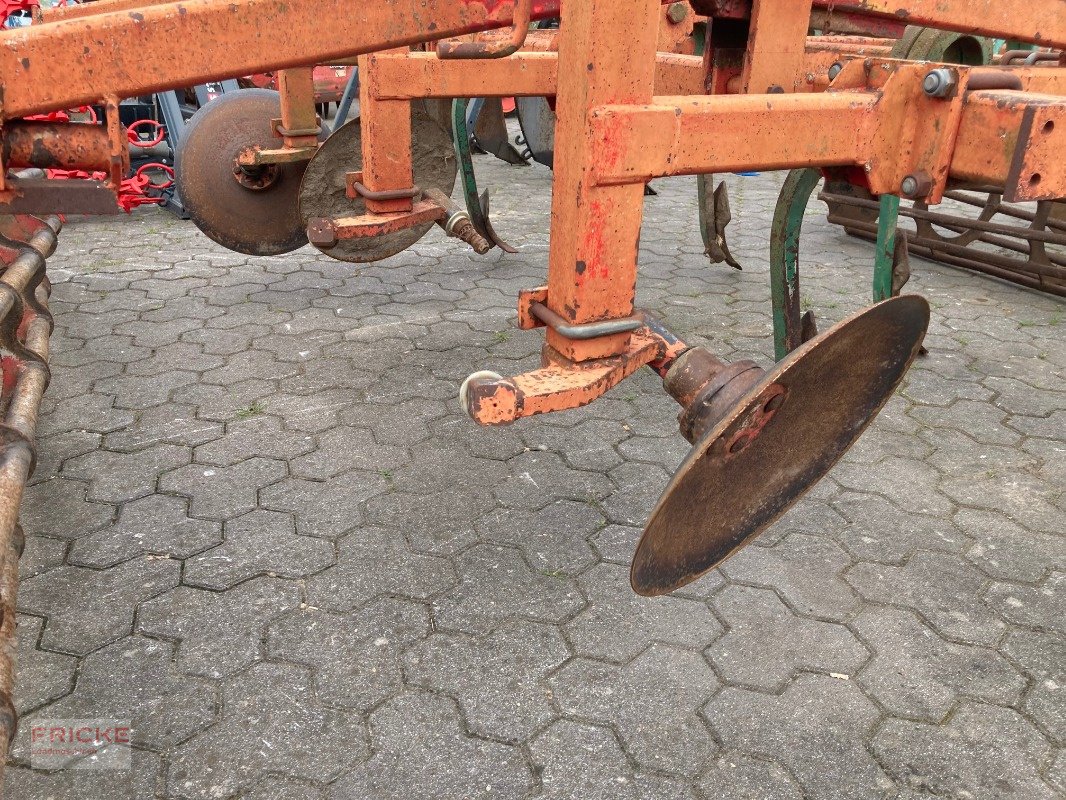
451, 98, 491, 236
770, 168, 821, 361
873, 193, 901, 302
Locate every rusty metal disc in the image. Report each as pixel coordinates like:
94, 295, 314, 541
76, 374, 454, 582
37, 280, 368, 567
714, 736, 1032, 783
176, 89, 323, 256
632, 295, 930, 596
298, 101, 457, 263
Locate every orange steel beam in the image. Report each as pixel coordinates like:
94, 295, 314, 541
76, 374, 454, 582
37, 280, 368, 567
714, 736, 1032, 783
367, 51, 707, 99
37, 0, 173, 22
543, 0, 661, 362
8, 0, 1057, 122
275, 68, 319, 150
589, 80, 1066, 202
815, 0, 1066, 49
367, 52, 558, 99
358, 49, 415, 214
0, 0, 570, 120
367, 44, 949, 103
591, 91, 876, 181
741, 0, 814, 93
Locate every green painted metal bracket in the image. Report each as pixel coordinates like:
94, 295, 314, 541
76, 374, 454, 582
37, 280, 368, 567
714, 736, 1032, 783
769, 168, 822, 361
873, 193, 901, 302
451, 98, 518, 253
451, 98, 492, 238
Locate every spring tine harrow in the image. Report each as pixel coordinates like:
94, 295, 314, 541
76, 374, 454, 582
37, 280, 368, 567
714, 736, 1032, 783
823, 187, 1066, 297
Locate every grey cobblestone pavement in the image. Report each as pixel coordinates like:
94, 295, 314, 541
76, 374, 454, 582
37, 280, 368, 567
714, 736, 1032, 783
7, 155, 1064, 799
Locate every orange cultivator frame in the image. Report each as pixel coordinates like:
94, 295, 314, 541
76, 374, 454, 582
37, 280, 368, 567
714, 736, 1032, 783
0, 0, 1065, 780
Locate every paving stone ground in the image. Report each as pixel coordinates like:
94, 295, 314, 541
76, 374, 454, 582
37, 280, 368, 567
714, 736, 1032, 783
7, 151, 1064, 799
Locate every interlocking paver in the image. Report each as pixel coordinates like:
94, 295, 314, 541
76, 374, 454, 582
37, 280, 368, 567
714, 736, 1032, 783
432, 544, 583, 635
19, 558, 179, 655
553, 644, 719, 777
16, 636, 216, 752
704, 674, 893, 800
4, 749, 162, 798
940, 469, 1062, 534
30, 429, 101, 486
957, 507, 1063, 582
697, 753, 804, 800
260, 472, 387, 538
69, 494, 222, 567
326, 692, 530, 800
136, 577, 301, 678
831, 492, 969, 564
243, 777, 325, 800
708, 584, 868, 691
12, 615, 77, 715
267, 597, 428, 710
365, 488, 494, 554
404, 619, 569, 741
1001, 627, 1066, 743
847, 550, 1006, 646
61, 443, 190, 503
102, 403, 224, 452
721, 532, 859, 621
565, 562, 722, 662
193, 416, 315, 466
167, 662, 367, 799
495, 450, 613, 511
19, 477, 114, 540
475, 500, 603, 576
183, 509, 334, 588
985, 571, 1065, 635
305, 525, 454, 612
18, 163, 1065, 798
872, 703, 1059, 799
292, 425, 408, 480
19, 534, 68, 578
531, 720, 696, 800
833, 455, 952, 516
158, 457, 288, 520
851, 606, 1024, 721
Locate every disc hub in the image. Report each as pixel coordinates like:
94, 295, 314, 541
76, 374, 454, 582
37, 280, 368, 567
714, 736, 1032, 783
232, 163, 280, 191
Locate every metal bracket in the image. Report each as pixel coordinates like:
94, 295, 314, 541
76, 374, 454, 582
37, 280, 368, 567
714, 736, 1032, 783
345, 171, 421, 202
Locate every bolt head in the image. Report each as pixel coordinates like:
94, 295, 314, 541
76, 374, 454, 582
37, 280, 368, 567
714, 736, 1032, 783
666, 2, 688, 23
900, 172, 932, 198
922, 67, 957, 98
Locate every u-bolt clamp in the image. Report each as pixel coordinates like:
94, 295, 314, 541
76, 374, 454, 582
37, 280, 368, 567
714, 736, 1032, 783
437, 0, 533, 59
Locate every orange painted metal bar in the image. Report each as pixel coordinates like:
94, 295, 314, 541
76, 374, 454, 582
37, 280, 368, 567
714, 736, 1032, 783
654, 52, 708, 95
358, 50, 414, 213
368, 51, 558, 99
466, 329, 675, 425
37, 0, 173, 22
275, 68, 320, 149
368, 51, 707, 100
589, 84, 1066, 202
2, 120, 115, 171
741, 0, 814, 93
0, 0, 566, 120
544, 0, 661, 362
590, 92, 876, 182
814, 0, 1066, 49
951, 91, 1065, 202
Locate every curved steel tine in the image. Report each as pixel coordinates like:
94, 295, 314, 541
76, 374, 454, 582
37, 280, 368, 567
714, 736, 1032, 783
478, 190, 518, 254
